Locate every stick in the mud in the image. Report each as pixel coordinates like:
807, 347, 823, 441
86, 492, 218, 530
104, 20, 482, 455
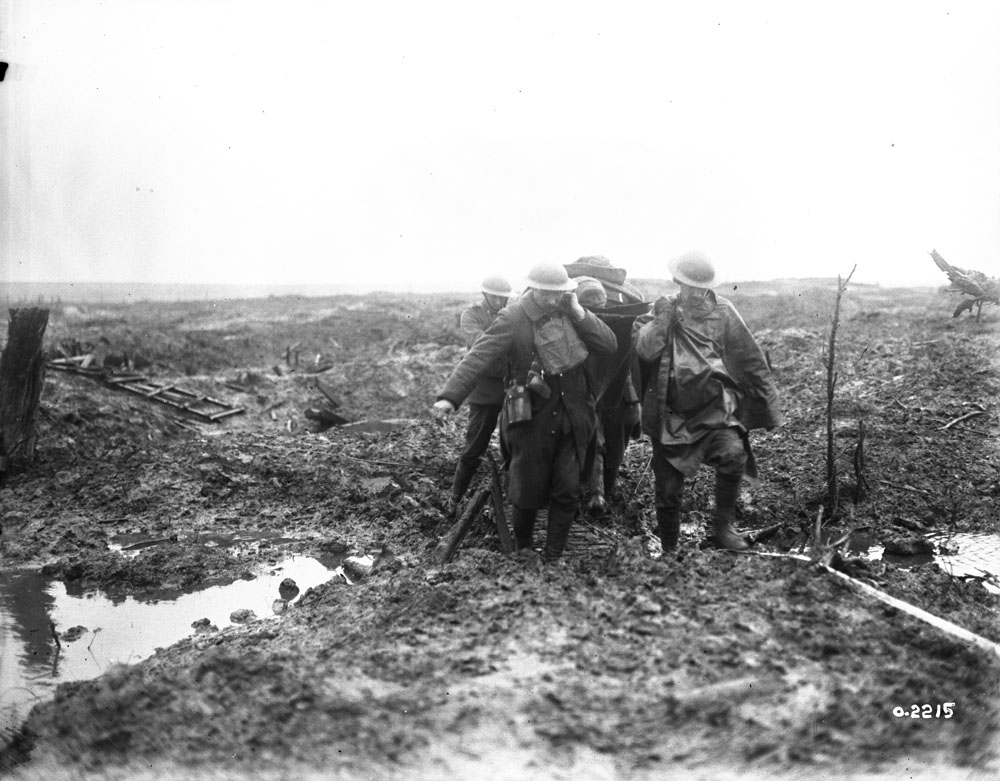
487, 452, 514, 554
825, 266, 855, 517
941, 410, 986, 430
853, 419, 869, 502
432, 485, 491, 564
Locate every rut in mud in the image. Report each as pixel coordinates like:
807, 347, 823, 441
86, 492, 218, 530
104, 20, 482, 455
1, 282, 998, 779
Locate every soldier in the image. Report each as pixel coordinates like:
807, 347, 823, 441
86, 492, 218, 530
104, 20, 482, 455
432, 262, 617, 561
446, 275, 514, 513
634, 251, 782, 551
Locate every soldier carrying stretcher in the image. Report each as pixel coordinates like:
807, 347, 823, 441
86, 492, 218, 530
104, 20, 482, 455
432, 262, 617, 561
633, 250, 782, 552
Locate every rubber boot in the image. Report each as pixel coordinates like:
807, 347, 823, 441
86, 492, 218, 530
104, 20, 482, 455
543, 505, 575, 562
656, 508, 680, 551
511, 507, 537, 551
713, 471, 749, 551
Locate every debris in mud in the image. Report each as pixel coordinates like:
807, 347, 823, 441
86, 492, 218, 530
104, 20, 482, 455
342, 555, 377, 581
303, 406, 350, 428
229, 608, 257, 623
278, 578, 300, 600
930, 248, 1000, 320
60, 625, 88, 642
883, 535, 936, 556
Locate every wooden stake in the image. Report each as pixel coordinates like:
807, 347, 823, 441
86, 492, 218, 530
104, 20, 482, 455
432, 485, 491, 564
487, 452, 514, 554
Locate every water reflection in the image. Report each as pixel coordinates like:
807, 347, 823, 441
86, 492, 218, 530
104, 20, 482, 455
0, 556, 337, 746
859, 531, 1000, 594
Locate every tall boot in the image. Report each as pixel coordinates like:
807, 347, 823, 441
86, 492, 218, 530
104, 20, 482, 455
543, 505, 575, 562
587, 453, 607, 516
511, 507, 537, 551
713, 471, 749, 551
451, 460, 478, 505
656, 508, 680, 551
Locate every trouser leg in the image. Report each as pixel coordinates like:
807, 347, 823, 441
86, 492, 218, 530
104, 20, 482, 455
451, 403, 501, 503
601, 406, 628, 498
545, 429, 582, 561
511, 506, 537, 551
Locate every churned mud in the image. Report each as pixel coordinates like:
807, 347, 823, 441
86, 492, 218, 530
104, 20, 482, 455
1, 283, 998, 779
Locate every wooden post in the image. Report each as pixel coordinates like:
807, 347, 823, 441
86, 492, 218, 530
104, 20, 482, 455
488, 452, 514, 554
432, 486, 491, 564
0, 307, 50, 482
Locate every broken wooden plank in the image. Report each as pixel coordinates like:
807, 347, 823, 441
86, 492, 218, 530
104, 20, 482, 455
303, 407, 350, 427
314, 379, 341, 409
738, 549, 1000, 661
432, 485, 491, 564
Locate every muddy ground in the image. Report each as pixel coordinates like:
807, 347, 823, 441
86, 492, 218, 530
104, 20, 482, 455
1, 282, 999, 780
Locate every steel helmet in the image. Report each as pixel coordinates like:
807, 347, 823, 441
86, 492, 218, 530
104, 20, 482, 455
667, 250, 717, 289
525, 262, 576, 292
480, 275, 513, 297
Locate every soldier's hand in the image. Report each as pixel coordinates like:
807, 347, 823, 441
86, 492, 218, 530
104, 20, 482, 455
431, 399, 455, 420
653, 296, 673, 318
562, 291, 587, 322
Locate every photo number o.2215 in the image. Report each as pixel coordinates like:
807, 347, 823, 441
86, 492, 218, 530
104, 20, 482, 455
892, 703, 955, 719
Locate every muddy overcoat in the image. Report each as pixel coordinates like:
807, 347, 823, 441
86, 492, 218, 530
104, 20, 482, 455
438, 295, 617, 507
635, 291, 782, 481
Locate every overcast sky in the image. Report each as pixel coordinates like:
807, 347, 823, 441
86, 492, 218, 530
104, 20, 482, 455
2, 1, 999, 292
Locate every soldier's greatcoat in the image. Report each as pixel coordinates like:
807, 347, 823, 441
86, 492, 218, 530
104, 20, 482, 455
438, 295, 617, 507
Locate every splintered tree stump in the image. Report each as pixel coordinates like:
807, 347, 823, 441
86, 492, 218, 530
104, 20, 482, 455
0, 307, 50, 480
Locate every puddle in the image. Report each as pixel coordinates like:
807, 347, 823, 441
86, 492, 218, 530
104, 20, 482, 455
857, 531, 1000, 594
0, 556, 339, 745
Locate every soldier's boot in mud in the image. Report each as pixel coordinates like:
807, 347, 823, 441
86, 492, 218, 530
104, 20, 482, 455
450, 460, 478, 512
587, 452, 608, 517
542, 505, 576, 562
511, 506, 538, 551
656, 508, 681, 552
713, 471, 749, 551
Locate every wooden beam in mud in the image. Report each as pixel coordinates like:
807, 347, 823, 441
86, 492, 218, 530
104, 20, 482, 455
432, 485, 491, 564
820, 563, 1000, 660
740, 550, 1000, 661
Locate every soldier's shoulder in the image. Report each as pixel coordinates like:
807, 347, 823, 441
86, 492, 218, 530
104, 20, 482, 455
714, 293, 739, 311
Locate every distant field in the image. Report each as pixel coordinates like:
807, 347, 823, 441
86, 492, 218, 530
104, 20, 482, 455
2, 278, 941, 305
